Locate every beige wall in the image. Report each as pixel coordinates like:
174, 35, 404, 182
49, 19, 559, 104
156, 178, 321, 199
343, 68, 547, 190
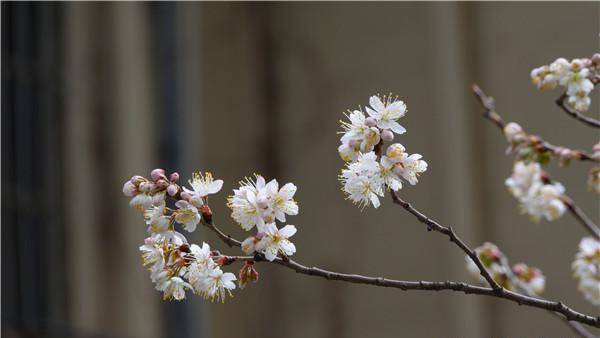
62, 3, 599, 337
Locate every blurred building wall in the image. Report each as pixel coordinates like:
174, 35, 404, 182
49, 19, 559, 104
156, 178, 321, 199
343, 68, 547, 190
2, 2, 598, 338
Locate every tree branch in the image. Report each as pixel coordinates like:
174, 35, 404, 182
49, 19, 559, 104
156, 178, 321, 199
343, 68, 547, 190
556, 93, 600, 129
472, 85, 598, 163
473, 84, 600, 239
200, 218, 600, 328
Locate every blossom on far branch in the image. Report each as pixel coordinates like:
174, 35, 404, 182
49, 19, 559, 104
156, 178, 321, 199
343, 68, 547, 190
505, 161, 566, 222
466, 242, 546, 296
531, 56, 598, 112
587, 167, 600, 195
502, 122, 591, 166
572, 237, 600, 306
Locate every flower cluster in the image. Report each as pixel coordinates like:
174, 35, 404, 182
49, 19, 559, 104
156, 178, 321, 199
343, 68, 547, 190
531, 56, 598, 112
338, 95, 427, 208
124, 169, 237, 302
505, 161, 566, 222
228, 175, 299, 261
572, 237, 600, 306
466, 242, 545, 296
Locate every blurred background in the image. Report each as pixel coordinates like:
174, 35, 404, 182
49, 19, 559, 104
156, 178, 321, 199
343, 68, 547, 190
2, 2, 599, 338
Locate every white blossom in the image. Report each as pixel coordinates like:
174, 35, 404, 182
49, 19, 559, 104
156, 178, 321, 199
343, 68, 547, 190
197, 267, 237, 302
162, 277, 192, 301
505, 161, 542, 199
183, 172, 224, 207
339, 110, 381, 161
572, 237, 600, 306
393, 153, 428, 186
520, 183, 566, 222
365, 95, 407, 134
531, 57, 595, 112
228, 175, 298, 230
174, 200, 201, 232
340, 152, 384, 208
144, 203, 170, 234
255, 223, 297, 261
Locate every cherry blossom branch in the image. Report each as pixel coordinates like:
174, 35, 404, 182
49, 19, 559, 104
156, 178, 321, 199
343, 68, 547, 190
473, 84, 600, 239
472, 84, 598, 163
562, 196, 600, 239
389, 191, 502, 291
556, 93, 600, 129
200, 217, 600, 328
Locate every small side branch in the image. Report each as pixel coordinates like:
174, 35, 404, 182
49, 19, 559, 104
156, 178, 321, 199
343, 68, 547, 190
473, 85, 598, 163
556, 93, 600, 129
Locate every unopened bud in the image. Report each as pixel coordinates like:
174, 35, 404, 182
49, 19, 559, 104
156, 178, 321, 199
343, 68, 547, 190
169, 172, 180, 182
180, 191, 191, 200
131, 175, 145, 186
144, 237, 155, 246
122, 180, 137, 197
167, 184, 179, 196
255, 232, 266, 240
592, 53, 600, 65
380, 129, 394, 142
200, 204, 212, 223
156, 179, 169, 189
151, 168, 166, 181
365, 117, 377, 127
139, 181, 153, 193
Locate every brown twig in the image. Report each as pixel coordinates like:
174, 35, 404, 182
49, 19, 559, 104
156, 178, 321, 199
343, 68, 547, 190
556, 93, 600, 129
472, 85, 598, 163
201, 218, 600, 328
562, 196, 600, 239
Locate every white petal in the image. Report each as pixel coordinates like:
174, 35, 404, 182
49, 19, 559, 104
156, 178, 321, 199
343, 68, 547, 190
279, 225, 297, 238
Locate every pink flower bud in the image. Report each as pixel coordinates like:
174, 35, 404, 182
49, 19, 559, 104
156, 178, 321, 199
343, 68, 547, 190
144, 237, 155, 246
592, 53, 600, 65
122, 180, 137, 197
180, 191, 191, 201
169, 172, 180, 182
139, 181, 153, 193
255, 232, 266, 240
167, 184, 179, 196
365, 117, 377, 127
380, 129, 394, 142
151, 168, 166, 181
156, 179, 169, 189
131, 175, 145, 186
593, 143, 600, 153
190, 195, 204, 208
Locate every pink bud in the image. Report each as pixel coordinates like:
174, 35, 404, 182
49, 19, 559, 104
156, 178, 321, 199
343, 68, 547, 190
139, 181, 153, 193
593, 143, 600, 153
190, 195, 204, 208
122, 180, 137, 197
365, 117, 377, 127
180, 191, 191, 200
144, 237, 155, 246
167, 184, 179, 196
592, 53, 600, 65
169, 172, 180, 182
255, 232, 266, 240
380, 129, 394, 142
131, 175, 145, 186
151, 168, 165, 181
156, 179, 169, 189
